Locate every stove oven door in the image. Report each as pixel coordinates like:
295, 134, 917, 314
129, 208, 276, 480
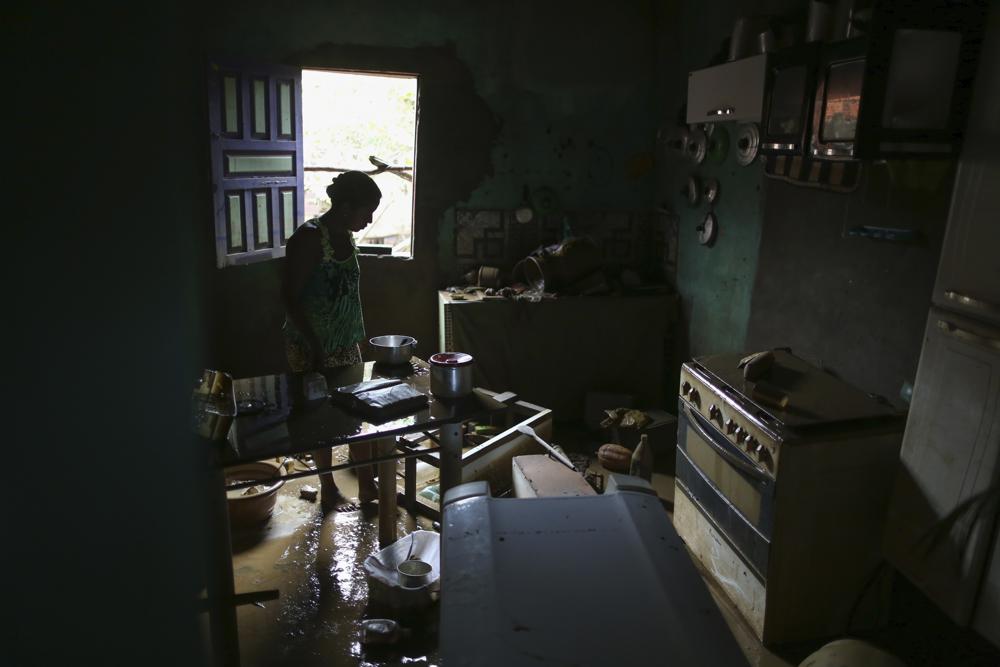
676, 400, 775, 581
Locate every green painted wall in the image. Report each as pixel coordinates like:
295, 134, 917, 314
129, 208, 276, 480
655, 0, 798, 358
207, 0, 659, 375
656, 0, 957, 401
673, 129, 765, 357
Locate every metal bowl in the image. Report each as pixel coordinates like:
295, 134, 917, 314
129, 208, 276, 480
369, 335, 418, 366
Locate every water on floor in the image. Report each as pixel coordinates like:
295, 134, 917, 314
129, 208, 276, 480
227, 427, 1000, 667
230, 459, 439, 667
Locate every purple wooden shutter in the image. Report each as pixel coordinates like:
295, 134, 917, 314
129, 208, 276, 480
208, 61, 303, 268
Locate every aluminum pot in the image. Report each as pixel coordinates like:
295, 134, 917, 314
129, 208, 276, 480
369, 335, 418, 366
429, 352, 474, 398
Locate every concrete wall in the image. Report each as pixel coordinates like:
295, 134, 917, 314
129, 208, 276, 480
656, 0, 954, 402
204, 0, 658, 376
746, 162, 954, 404
655, 0, 799, 359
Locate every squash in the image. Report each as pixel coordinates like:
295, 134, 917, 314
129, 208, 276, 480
597, 443, 633, 472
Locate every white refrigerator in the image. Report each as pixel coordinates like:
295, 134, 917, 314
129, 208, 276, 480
884, 4, 1000, 647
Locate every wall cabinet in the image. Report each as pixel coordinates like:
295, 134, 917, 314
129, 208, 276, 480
686, 55, 767, 125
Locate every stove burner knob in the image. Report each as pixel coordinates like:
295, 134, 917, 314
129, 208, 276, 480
709, 404, 722, 423
733, 426, 744, 441
725, 418, 737, 434
743, 434, 757, 451
688, 388, 700, 406
681, 381, 692, 396
755, 444, 773, 470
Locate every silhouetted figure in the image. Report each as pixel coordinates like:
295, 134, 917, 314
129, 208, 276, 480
282, 171, 381, 511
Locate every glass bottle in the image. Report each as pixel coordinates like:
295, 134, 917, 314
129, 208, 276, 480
629, 433, 653, 481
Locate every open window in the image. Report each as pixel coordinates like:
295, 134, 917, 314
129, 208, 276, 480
208, 61, 418, 268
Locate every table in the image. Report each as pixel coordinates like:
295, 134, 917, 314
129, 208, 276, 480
204, 358, 513, 667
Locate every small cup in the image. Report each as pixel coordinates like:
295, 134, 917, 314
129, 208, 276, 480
396, 559, 432, 588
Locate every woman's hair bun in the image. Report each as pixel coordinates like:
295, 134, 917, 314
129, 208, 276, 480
326, 171, 382, 206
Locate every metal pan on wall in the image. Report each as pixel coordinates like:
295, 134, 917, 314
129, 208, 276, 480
736, 123, 761, 166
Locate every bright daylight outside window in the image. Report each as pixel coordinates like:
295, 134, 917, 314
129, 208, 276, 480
302, 69, 417, 257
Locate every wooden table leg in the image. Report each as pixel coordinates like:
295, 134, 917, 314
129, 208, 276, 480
377, 437, 397, 547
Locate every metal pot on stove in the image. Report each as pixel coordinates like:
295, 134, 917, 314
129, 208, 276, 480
429, 352, 474, 398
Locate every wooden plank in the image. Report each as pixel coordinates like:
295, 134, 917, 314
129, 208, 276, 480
512, 455, 595, 498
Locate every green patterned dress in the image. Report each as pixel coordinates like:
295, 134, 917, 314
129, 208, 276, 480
284, 220, 365, 371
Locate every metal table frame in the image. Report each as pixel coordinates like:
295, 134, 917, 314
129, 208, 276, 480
202, 364, 515, 667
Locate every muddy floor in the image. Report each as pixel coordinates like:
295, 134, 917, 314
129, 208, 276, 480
225, 434, 1000, 667
230, 455, 438, 667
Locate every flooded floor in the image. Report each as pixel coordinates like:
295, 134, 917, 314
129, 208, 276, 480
230, 454, 438, 667
226, 432, 1000, 667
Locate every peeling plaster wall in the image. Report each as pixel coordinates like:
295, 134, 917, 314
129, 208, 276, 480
203, 0, 658, 376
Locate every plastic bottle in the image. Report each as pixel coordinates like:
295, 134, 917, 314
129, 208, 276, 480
629, 434, 654, 481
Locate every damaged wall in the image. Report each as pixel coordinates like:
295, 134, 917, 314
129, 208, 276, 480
204, 0, 658, 376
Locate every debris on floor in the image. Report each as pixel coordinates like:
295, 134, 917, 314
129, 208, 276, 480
360, 618, 409, 646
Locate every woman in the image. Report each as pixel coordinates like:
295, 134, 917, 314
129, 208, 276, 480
282, 171, 381, 512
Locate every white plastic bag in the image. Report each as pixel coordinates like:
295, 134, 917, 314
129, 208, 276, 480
363, 530, 440, 610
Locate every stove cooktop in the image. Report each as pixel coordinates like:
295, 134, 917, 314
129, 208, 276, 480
692, 350, 900, 431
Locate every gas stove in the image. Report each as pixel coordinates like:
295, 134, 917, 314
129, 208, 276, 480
678, 350, 900, 481
674, 350, 905, 645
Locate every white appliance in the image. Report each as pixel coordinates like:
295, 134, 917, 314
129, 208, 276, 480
883, 5, 1000, 647
673, 350, 905, 645
439, 476, 746, 666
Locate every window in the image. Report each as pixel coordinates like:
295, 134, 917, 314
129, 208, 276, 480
208, 62, 418, 268
302, 69, 417, 257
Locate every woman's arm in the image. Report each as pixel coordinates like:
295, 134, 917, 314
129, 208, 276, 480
282, 228, 324, 370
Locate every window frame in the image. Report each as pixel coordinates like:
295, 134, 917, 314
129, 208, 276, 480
299, 66, 420, 261
208, 61, 420, 268
208, 60, 304, 269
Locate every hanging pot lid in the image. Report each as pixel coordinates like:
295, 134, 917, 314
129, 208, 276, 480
682, 175, 701, 206
736, 123, 760, 166
697, 212, 718, 246
707, 125, 730, 163
663, 126, 691, 158
704, 178, 720, 205
687, 126, 708, 164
